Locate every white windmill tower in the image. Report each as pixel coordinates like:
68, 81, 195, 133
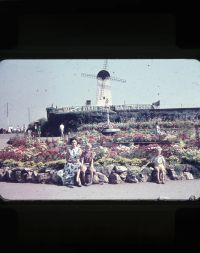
81, 60, 126, 107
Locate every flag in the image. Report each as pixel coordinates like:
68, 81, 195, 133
152, 100, 160, 106
151, 100, 160, 109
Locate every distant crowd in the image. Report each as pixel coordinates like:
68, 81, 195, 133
0, 123, 41, 138
0, 125, 27, 134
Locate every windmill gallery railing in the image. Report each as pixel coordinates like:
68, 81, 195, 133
50, 104, 152, 114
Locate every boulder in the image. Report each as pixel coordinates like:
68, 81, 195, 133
24, 170, 38, 183
8, 167, 24, 183
51, 170, 63, 185
4, 167, 12, 181
190, 166, 200, 179
0, 168, 6, 181
119, 171, 127, 181
37, 167, 46, 173
96, 164, 114, 177
14, 170, 24, 183
183, 172, 194, 180
23, 170, 35, 183
138, 173, 148, 183
126, 166, 141, 183
109, 173, 123, 184
56, 169, 64, 185
166, 167, 179, 180
138, 166, 153, 182
96, 173, 109, 183
35, 172, 52, 184
113, 165, 127, 174
92, 174, 100, 184
127, 165, 141, 173
126, 174, 139, 183
167, 164, 193, 180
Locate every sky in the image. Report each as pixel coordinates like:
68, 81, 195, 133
0, 59, 200, 129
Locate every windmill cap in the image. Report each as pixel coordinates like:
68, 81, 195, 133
97, 70, 110, 80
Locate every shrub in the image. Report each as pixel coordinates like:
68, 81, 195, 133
167, 155, 180, 165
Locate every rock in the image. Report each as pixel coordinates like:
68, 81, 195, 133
37, 167, 46, 173
8, 168, 23, 183
127, 165, 141, 173
92, 174, 99, 184
168, 164, 189, 180
51, 170, 63, 185
138, 173, 148, 183
35, 172, 52, 184
183, 172, 194, 180
14, 170, 24, 183
113, 165, 127, 174
126, 174, 139, 183
190, 166, 200, 179
0, 160, 3, 168
20, 168, 31, 182
96, 173, 109, 183
0, 168, 6, 181
126, 166, 141, 183
10, 169, 16, 182
96, 164, 114, 177
56, 169, 64, 185
139, 166, 153, 182
29, 171, 37, 183
4, 167, 12, 181
26, 171, 33, 182
166, 167, 179, 180
119, 171, 127, 181
109, 173, 123, 184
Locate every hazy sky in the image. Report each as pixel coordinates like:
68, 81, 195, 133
0, 59, 200, 129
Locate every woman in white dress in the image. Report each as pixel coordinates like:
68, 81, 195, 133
57, 138, 82, 187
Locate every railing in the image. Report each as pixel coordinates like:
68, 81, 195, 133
49, 104, 152, 113
113, 104, 152, 110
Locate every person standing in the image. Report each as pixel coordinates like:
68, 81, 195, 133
59, 123, 65, 139
16, 125, 20, 134
38, 125, 41, 138
155, 122, 161, 135
34, 124, 38, 138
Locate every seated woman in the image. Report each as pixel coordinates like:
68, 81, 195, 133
58, 137, 82, 187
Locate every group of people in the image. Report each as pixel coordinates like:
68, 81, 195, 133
58, 137, 167, 188
26, 124, 41, 139
57, 138, 104, 187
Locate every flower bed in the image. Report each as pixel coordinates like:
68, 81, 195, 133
1, 121, 200, 185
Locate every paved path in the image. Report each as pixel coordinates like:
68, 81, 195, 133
1, 179, 200, 200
